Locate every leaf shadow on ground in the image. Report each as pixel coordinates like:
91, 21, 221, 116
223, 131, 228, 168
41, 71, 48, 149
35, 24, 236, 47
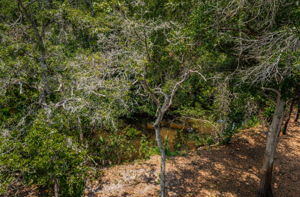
165, 122, 300, 197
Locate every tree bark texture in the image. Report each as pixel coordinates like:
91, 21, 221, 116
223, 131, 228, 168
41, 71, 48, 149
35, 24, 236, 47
154, 124, 167, 197
258, 95, 285, 197
295, 102, 300, 122
282, 100, 295, 135
54, 178, 59, 197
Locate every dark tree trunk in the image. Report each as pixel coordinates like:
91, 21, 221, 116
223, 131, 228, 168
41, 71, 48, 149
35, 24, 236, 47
295, 102, 300, 122
78, 117, 84, 142
258, 93, 285, 197
258, 167, 274, 197
17, 0, 49, 107
84, 0, 95, 16
282, 100, 295, 135
39, 54, 49, 105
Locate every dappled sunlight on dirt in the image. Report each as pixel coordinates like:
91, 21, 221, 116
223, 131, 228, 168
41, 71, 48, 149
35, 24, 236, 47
86, 118, 300, 197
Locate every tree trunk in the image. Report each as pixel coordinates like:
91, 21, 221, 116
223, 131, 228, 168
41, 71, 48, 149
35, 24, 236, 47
78, 117, 84, 142
295, 102, 300, 122
258, 96, 285, 197
282, 100, 294, 135
39, 54, 49, 106
140, 71, 198, 197
84, 0, 95, 16
17, 0, 49, 106
54, 178, 59, 197
154, 124, 167, 197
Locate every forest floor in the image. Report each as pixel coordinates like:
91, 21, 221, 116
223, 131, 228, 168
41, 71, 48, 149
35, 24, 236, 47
85, 118, 300, 197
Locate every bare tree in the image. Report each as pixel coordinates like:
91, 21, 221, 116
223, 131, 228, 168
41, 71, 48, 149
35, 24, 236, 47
141, 70, 205, 197
119, 15, 208, 196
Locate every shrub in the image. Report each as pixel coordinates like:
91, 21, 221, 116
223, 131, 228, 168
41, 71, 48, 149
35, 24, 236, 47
0, 112, 87, 196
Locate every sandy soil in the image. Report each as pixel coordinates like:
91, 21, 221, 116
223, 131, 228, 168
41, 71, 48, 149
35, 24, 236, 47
85, 119, 300, 197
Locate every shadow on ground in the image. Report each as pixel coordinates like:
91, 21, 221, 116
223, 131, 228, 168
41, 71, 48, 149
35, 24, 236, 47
166, 121, 300, 197
88, 118, 300, 197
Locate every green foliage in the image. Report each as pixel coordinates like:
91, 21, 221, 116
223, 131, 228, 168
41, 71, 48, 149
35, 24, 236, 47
0, 111, 87, 196
0, 0, 299, 195
174, 106, 206, 119
139, 135, 159, 158
263, 101, 276, 122
219, 124, 238, 145
242, 116, 260, 129
93, 132, 138, 165
192, 134, 214, 147
124, 127, 142, 138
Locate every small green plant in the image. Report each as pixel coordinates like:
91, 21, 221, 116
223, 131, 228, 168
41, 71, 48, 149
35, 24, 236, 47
188, 133, 215, 147
242, 116, 260, 129
263, 102, 276, 122
219, 122, 238, 144
124, 127, 142, 138
139, 135, 158, 159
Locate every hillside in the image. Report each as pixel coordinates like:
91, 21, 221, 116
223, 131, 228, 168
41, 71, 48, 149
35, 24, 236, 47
85, 120, 300, 197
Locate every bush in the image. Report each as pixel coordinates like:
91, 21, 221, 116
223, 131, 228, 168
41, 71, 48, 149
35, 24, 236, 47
0, 112, 87, 196
124, 127, 142, 138
139, 135, 158, 159
94, 132, 138, 165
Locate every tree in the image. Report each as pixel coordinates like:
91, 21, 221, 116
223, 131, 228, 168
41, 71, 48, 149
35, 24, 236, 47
141, 70, 205, 197
0, 0, 108, 195
295, 102, 300, 122
0, 111, 87, 196
217, 1, 300, 196
259, 88, 285, 197
191, 0, 300, 196
1, 0, 299, 196
282, 99, 295, 135
111, 14, 208, 196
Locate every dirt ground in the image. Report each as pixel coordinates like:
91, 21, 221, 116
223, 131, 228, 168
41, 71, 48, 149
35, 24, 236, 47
85, 119, 300, 197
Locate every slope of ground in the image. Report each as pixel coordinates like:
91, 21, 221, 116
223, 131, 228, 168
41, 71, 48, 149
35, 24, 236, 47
85, 119, 300, 197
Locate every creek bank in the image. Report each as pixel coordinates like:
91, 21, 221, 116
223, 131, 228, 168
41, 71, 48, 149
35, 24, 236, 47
85, 120, 300, 197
